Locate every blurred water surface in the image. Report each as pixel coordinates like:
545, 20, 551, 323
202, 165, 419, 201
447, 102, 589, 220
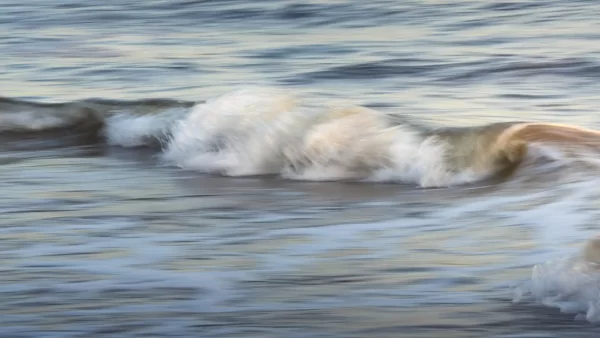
2, 1, 600, 337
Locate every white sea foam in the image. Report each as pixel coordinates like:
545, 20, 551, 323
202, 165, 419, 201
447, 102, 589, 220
513, 229, 600, 323
104, 107, 188, 148
152, 87, 469, 187
515, 254, 600, 322
161, 87, 309, 176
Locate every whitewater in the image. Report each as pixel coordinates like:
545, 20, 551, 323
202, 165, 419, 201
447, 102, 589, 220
7, 86, 587, 188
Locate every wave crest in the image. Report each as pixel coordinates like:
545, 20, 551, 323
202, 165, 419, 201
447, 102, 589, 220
4, 88, 600, 188
101, 88, 600, 187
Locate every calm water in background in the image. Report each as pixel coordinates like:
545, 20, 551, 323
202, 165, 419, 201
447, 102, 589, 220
2, 1, 600, 337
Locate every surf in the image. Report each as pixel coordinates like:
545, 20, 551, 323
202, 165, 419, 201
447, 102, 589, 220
125, 87, 600, 188
514, 236, 600, 323
3, 87, 600, 188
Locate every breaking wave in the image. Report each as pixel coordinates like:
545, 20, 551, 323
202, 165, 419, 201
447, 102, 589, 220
3, 87, 600, 188
514, 236, 600, 323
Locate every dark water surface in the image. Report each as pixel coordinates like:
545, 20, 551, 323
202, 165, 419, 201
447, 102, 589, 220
2, 1, 600, 337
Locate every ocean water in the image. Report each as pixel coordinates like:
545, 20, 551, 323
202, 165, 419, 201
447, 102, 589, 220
3, 1, 600, 337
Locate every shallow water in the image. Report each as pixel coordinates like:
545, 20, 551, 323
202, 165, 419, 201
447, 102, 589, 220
3, 1, 600, 337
